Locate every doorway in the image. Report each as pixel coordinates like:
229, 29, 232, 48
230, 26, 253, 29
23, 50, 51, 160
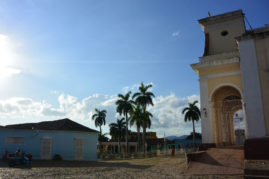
41, 138, 52, 159
74, 138, 84, 160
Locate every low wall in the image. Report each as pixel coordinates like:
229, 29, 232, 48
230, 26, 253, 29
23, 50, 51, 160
244, 137, 269, 178
198, 143, 216, 151
245, 137, 269, 160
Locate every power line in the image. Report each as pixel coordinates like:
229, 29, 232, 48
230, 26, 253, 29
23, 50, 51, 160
244, 15, 253, 31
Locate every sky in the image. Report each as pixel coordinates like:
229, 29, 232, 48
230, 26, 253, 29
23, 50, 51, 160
0, 0, 268, 137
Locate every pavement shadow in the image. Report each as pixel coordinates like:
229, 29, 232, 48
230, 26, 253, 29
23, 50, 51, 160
195, 153, 223, 166
0, 160, 151, 170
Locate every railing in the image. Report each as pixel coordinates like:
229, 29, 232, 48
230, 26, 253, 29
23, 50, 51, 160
98, 151, 157, 160
98, 148, 194, 160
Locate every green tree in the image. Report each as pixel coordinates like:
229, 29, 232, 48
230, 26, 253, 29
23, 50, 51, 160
99, 133, 109, 142
130, 104, 143, 152
92, 108, 107, 154
115, 91, 134, 153
132, 83, 155, 154
186, 132, 202, 140
142, 110, 152, 151
109, 118, 126, 153
182, 100, 201, 149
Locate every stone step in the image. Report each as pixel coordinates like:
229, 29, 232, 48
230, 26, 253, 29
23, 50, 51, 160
245, 169, 269, 176
244, 175, 269, 179
216, 145, 244, 150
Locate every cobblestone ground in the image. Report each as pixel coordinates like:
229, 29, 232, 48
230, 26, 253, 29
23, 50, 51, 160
0, 156, 243, 179
186, 148, 244, 176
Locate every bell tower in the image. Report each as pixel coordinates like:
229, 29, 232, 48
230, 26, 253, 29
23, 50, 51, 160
191, 10, 246, 146
199, 10, 246, 56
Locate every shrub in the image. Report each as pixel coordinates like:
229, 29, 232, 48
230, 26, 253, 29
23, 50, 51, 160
53, 154, 62, 161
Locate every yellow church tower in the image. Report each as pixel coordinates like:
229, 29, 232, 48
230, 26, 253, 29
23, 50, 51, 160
191, 10, 246, 146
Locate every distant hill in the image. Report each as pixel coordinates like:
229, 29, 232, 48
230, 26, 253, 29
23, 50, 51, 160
166, 135, 188, 140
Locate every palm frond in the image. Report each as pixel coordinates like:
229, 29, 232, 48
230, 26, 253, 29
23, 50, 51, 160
132, 92, 140, 99
182, 107, 190, 114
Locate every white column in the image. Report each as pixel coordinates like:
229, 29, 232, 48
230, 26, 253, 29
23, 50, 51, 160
238, 39, 266, 138
200, 77, 213, 143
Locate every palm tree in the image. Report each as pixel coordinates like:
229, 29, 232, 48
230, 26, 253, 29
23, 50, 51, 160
115, 91, 134, 153
109, 118, 126, 153
142, 110, 152, 152
132, 83, 155, 154
130, 104, 143, 152
99, 133, 109, 142
143, 110, 152, 130
92, 108, 107, 154
182, 100, 201, 149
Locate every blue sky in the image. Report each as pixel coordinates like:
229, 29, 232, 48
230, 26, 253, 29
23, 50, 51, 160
0, 0, 268, 137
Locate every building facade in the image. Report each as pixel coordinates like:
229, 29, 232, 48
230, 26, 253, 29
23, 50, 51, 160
191, 10, 269, 146
101, 131, 175, 153
0, 119, 98, 161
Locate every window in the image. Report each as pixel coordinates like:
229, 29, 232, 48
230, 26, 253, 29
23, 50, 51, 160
5, 137, 25, 145
221, 30, 229, 36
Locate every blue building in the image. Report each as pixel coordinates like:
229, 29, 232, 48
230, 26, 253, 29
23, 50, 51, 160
174, 139, 202, 151
0, 118, 98, 161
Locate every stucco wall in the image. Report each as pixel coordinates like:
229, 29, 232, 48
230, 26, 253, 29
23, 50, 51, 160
199, 77, 213, 143
255, 37, 269, 135
207, 74, 243, 97
238, 38, 267, 138
0, 129, 98, 161
203, 18, 245, 55
198, 63, 240, 76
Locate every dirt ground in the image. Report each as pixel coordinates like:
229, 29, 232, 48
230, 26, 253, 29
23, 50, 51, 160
0, 155, 243, 179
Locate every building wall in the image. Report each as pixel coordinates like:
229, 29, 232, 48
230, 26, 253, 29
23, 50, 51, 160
193, 10, 269, 144
0, 129, 98, 161
198, 63, 240, 76
204, 18, 245, 55
194, 14, 246, 144
196, 59, 242, 143
255, 36, 269, 135
238, 38, 267, 138
199, 77, 212, 143
208, 75, 242, 144
199, 12, 245, 56
207, 74, 242, 97
174, 139, 202, 150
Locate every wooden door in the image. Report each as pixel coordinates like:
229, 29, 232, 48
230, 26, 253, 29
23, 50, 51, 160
74, 138, 84, 160
41, 138, 52, 159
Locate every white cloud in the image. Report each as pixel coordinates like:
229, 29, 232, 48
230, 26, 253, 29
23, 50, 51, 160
172, 31, 180, 37
122, 82, 154, 93
0, 67, 21, 78
149, 93, 200, 136
0, 92, 200, 137
122, 84, 140, 93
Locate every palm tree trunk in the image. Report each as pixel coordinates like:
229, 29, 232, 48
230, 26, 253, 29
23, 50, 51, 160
125, 113, 129, 154
137, 126, 141, 152
142, 106, 146, 155
118, 137, 120, 153
120, 129, 122, 153
143, 122, 146, 155
192, 119, 196, 151
99, 126, 102, 156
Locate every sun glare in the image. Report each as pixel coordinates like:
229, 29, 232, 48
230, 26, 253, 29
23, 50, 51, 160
0, 34, 21, 79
